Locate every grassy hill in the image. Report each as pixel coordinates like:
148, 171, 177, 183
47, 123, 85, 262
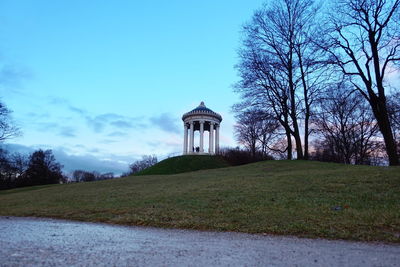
0, 160, 399, 243
136, 155, 231, 175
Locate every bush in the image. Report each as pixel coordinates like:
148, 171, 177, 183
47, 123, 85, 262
72, 170, 115, 182
218, 147, 273, 166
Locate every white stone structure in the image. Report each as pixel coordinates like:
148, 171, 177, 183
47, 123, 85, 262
182, 102, 222, 155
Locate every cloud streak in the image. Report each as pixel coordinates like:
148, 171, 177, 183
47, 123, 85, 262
85, 113, 145, 133
0, 64, 32, 89
47, 97, 148, 135
150, 113, 180, 134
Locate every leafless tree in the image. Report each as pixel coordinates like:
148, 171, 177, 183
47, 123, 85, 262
235, 0, 327, 160
0, 149, 29, 189
321, 0, 400, 165
9, 152, 28, 178
313, 82, 380, 164
0, 101, 20, 142
129, 155, 158, 174
234, 109, 280, 158
234, 111, 260, 158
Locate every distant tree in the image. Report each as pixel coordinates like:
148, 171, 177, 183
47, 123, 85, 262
82, 171, 96, 182
321, 0, 400, 165
0, 101, 20, 142
234, 109, 280, 159
10, 152, 29, 178
72, 170, 114, 182
234, 111, 260, 159
0, 149, 28, 189
0, 149, 14, 189
129, 155, 158, 174
19, 149, 63, 187
99, 172, 114, 180
312, 82, 380, 164
72, 170, 85, 182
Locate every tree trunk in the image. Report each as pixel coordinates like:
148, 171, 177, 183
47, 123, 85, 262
304, 115, 309, 160
288, 49, 304, 160
284, 114, 293, 160
298, 50, 310, 160
286, 128, 293, 160
369, 34, 399, 166
370, 96, 399, 165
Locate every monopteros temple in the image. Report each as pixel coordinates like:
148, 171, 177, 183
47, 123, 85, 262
182, 102, 222, 155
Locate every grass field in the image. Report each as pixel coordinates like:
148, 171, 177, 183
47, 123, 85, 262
136, 155, 230, 175
0, 160, 399, 243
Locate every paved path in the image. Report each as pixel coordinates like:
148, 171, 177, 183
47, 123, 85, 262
0, 216, 399, 267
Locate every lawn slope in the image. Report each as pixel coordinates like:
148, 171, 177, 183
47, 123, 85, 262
0, 160, 399, 243
136, 155, 230, 175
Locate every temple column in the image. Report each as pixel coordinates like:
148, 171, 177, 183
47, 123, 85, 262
200, 121, 204, 153
189, 121, 194, 154
183, 123, 188, 155
209, 122, 214, 154
215, 124, 220, 154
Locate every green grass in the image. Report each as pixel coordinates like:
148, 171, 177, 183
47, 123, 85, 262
0, 160, 399, 243
136, 155, 231, 175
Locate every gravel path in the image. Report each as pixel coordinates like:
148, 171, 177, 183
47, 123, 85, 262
0, 216, 399, 267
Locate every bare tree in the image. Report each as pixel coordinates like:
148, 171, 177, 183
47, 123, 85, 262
129, 155, 158, 174
235, 0, 326, 160
256, 113, 282, 157
73, 170, 87, 182
322, 0, 400, 165
234, 109, 280, 158
0, 149, 29, 190
234, 58, 294, 160
313, 82, 380, 164
234, 111, 260, 158
10, 152, 28, 178
0, 101, 20, 142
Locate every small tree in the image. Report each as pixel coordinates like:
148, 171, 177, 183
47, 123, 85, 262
0, 101, 20, 142
99, 172, 114, 180
0, 149, 14, 189
72, 170, 85, 182
234, 109, 280, 159
0, 149, 28, 190
313, 83, 380, 164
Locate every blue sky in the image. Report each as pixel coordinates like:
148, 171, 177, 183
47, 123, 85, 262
0, 0, 264, 174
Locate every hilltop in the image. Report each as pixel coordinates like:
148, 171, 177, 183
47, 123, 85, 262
136, 155, 231, 175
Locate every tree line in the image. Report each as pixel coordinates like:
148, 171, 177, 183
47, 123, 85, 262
0, 146, 119, 190
234, 0, 400, 165
0, 148, 65, 190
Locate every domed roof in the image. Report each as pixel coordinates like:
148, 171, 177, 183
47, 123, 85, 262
182, 101, 222, 122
